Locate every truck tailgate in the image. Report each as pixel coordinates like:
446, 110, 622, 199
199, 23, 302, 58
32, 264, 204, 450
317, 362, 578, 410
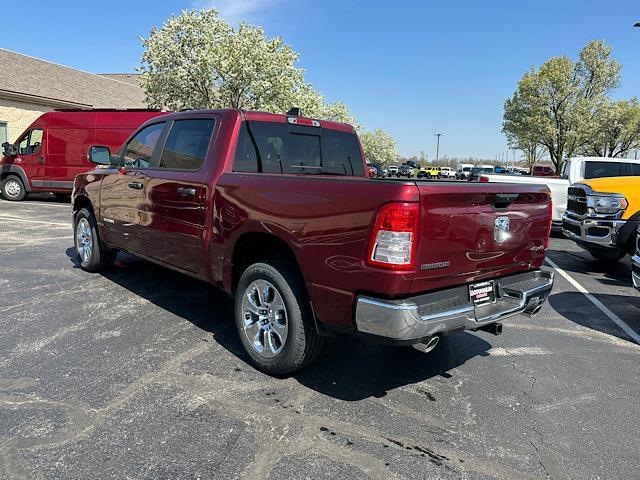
411, 183, 550, 294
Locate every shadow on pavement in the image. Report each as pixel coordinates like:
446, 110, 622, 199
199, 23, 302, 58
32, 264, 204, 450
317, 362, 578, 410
22, 192, 71, 203
65, 248, 492, 401
547, 248, 632, 288
548, 291, 640, 342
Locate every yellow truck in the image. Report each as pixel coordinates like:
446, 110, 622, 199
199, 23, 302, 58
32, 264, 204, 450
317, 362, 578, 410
562, 176, 640, 263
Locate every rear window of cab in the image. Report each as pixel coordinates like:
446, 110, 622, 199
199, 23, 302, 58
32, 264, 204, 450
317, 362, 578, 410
233, 121, 364, 176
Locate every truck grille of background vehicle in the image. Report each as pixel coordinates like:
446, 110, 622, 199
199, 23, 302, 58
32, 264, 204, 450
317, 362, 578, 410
567, 198, 588, 216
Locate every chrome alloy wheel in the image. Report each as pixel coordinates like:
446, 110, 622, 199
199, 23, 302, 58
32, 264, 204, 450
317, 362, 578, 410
4, 179, 21, 198
241, 279, 288, 358
75, 218, 93, 264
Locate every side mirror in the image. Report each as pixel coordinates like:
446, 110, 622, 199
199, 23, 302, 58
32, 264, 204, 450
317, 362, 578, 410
88, 145, 112, 165
2, 142, 18, 157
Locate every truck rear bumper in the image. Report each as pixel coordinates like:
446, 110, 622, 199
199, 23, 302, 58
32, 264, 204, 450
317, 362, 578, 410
354, 269, 554, 343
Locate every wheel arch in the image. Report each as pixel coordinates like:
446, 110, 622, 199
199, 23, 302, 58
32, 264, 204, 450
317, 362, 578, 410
230, 232, 304, 295
0, 165, 31, 192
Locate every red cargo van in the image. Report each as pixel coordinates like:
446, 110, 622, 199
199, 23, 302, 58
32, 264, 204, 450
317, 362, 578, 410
0, 109, 167, 201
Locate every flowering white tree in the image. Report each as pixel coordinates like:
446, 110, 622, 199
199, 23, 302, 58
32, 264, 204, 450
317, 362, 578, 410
139, 9, 351, 122
359, 129, 398, 166
139, 9, 397, 163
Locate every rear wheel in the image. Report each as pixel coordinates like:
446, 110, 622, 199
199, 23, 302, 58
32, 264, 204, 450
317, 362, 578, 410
74, 208, 116, 272
235, 261, 323, 375
1, 175, 26, 201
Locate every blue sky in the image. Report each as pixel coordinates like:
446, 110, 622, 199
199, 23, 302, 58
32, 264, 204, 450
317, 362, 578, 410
1, 0, 639, 159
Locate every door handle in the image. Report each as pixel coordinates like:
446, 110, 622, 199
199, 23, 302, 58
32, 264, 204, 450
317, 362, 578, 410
38, 156, 45, 165
128, 181, 143, 190
177, 187, 196, 196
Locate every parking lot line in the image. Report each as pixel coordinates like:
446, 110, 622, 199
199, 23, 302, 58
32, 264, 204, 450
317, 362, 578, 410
0, 215, 69, 227
545, 257, 640, 344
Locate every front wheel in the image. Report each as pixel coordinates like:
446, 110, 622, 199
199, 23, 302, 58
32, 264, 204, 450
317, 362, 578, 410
235, 262, 324, 375
1, 175, 26, 201
74, 208, 116, 272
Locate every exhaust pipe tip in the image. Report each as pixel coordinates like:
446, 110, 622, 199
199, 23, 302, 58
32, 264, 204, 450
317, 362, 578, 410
412, 335, 440, 354
524, 297, 544, 316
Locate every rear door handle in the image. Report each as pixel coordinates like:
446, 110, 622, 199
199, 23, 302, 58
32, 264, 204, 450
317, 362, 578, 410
128, 181, 143, 190
177, 187, 196, 196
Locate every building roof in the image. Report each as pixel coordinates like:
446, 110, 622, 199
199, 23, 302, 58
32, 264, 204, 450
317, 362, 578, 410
98, 73, 141, 88
0, 49, 148, 109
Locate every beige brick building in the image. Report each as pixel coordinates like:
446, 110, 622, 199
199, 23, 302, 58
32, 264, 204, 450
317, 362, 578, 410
0, 49, 148, 143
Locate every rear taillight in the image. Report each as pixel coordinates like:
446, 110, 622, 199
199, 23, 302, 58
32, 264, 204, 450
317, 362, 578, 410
479, 176, 489, 182
367, 203, 419, 270
544, 195, 553, 249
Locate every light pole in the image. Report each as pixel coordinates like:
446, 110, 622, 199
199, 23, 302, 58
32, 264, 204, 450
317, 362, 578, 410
434, 133, 442, 163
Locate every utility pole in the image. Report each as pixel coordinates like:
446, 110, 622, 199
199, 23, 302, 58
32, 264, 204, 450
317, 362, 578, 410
434, 133, 442, 163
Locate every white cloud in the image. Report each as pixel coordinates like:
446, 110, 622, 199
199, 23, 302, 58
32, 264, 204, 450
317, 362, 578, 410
190, 0, 278, 25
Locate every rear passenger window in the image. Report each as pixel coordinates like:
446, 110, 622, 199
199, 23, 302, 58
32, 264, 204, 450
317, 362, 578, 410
122, 123, 165, 168
159, 119, 214, 170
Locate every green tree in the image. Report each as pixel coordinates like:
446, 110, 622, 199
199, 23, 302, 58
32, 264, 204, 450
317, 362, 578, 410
503, 40, 621, 172
581, 98, 640, 157
359, 129, 398, 166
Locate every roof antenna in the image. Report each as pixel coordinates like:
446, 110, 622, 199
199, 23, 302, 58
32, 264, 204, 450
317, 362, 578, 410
287, 107, 301, 116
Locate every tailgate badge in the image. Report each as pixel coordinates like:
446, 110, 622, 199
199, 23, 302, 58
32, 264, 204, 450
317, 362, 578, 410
494, 216, 510, 244
420, 261, 451, 270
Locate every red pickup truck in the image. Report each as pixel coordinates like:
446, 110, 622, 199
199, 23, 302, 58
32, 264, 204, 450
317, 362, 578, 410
72, 109, 554, 374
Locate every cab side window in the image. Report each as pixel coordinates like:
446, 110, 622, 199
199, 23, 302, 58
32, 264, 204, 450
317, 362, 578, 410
158, 119, 214, 171
17, 129, 43, 155
122, 123, 165, 168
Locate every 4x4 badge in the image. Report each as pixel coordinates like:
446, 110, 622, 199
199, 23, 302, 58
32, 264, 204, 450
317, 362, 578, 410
494, 216, 510, 244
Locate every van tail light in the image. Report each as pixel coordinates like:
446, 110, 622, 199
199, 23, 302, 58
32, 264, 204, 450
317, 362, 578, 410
367, 203, 419, 270
479, 175, 489, 182
544, 195, 553, 250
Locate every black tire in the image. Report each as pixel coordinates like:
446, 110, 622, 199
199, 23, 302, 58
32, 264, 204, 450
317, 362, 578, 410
234, 261, 324, 375
73, 207, 116, 272
589, 250, 625, 263
1, 175, 26, 201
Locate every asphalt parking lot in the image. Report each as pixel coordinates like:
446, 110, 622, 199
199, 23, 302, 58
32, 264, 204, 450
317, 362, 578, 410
1, 196, 640, 480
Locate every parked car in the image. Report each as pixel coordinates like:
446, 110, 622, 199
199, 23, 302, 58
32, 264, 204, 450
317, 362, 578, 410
387, 165, 399, 177
468, 166, 494, 181
72, 108, 554, 375
562, 177, 639, 263
417, 166, 439, 178
456, 164, 473, 180
398, 163, 416, 177
532, 165, 555, 176
0, 109, 166, 201
366, 162, 378, 177
438, 166, 456, 178
632, 226, 639, 290
478, 157, 640, 231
